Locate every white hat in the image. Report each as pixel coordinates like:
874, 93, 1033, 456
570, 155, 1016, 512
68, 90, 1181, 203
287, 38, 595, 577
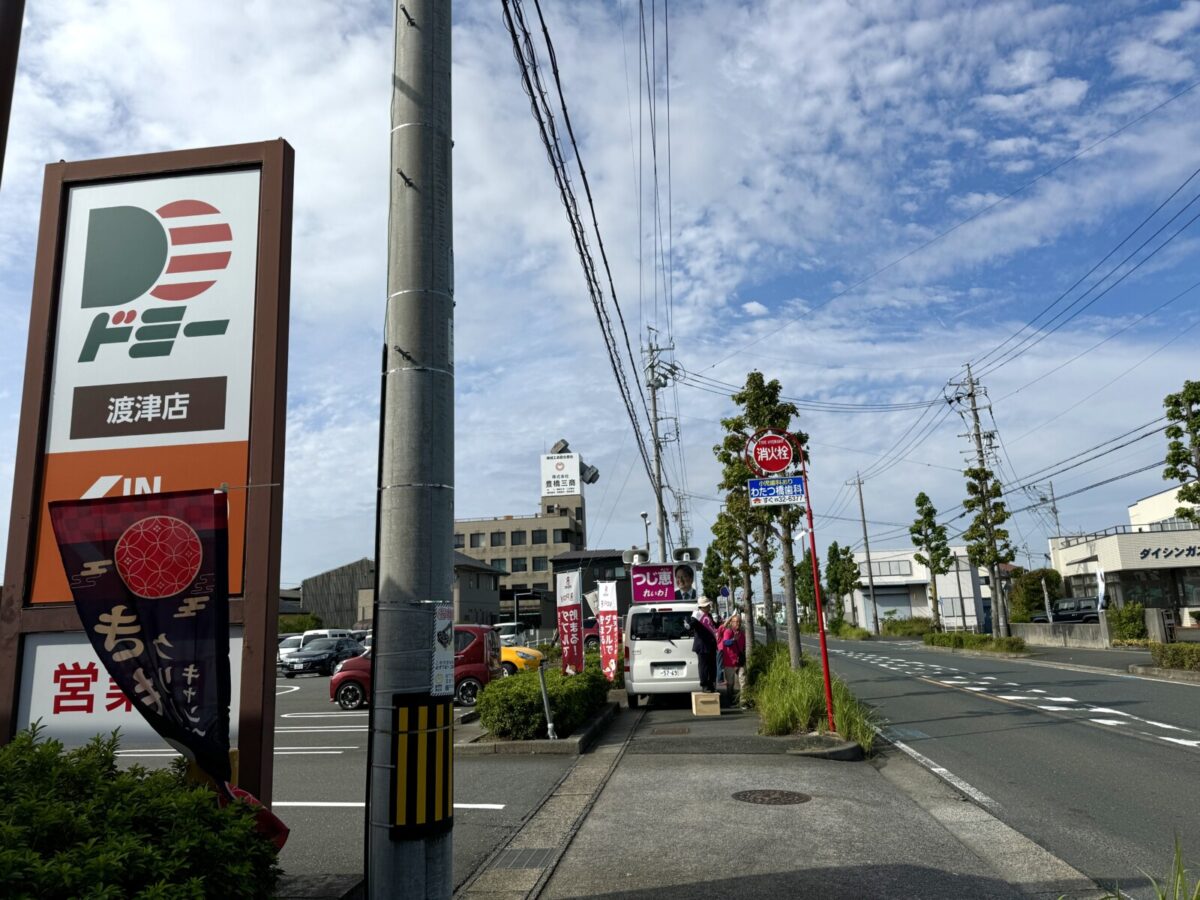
697, 597, 713, 608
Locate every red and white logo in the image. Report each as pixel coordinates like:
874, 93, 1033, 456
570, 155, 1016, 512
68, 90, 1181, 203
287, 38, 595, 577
115, 515, 203, 599
746, 430, 794, 474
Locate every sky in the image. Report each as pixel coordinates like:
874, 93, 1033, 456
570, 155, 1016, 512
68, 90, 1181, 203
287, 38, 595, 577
2, 0, 1199, 588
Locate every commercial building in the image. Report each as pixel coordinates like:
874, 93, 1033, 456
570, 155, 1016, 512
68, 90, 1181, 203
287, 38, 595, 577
848, 547, 994, 632
454, 441, 598, 597
550, 549, 634, 618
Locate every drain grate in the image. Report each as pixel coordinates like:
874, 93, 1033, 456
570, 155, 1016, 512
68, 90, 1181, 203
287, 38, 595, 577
491, 847, 556, 869
732, 789, 811, 805
651, 726, 690, 735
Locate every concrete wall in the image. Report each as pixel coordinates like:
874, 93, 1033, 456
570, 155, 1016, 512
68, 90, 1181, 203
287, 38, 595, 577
1011, 621, 1109, 649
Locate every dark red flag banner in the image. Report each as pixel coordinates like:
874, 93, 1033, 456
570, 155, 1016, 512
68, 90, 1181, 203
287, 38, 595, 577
49, 490, 232, 784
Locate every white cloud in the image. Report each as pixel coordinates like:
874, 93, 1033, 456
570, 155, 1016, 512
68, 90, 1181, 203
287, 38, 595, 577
742, 301, 769, 316
988, 48, 1055, 89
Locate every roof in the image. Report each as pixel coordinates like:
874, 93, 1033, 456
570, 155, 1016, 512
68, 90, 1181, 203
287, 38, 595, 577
551, 549, 625, 563
454, 551, 507, 575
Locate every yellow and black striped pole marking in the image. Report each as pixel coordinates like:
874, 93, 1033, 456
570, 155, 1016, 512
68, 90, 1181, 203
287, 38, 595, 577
390, 693, 454, 839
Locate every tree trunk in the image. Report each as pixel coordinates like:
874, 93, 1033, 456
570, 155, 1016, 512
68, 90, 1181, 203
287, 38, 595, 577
779, 518, 802, 668
757, 526, 777, 644
929, 577, 942, 632
740, 533, 756, 649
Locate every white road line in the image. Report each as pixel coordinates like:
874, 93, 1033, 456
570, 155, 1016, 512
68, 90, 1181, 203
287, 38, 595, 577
1029, 689, 1046, 694
882, 733, 999, 809
1037, 706, 1083, 712
277, 686, 301, 696
272, 802, 506, 810
998, 695, 1028, 700
966, 687, 989, 692
277, 726, 368, 733
1047, 697, 1076, 702
1158, 736, 1200, 748
276, 751, 344, 755
1090, 719, 1128, 726
281, 712, 369, 718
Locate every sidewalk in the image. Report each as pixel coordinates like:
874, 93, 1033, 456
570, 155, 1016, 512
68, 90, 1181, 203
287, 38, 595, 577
463, 701, 1101, 899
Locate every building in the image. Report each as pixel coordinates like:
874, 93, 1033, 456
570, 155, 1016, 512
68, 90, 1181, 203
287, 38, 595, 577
299, 553, 504, 628
848, 547, 993, 632
454, 441, 598, 597
550, 549, 634, 618
1049, 485, 1200, 620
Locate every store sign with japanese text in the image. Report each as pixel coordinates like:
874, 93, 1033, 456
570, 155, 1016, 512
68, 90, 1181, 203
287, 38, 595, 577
540, 453, 581, 498
30, 172, 261, 603
555, 570, 584, 675
46, 490, 234, 781
748, 475, 806, 507
596, 581, 620, 682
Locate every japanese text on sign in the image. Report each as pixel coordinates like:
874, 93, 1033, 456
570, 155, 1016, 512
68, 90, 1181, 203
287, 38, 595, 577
748, 476, 806, 507
1139, 546, 1199, 559
631, 564, 675, 603
556, 571, 584, 675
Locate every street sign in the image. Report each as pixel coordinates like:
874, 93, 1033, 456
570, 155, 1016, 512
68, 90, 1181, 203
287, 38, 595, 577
748, 475, 806, 507
745, 429, 793, 475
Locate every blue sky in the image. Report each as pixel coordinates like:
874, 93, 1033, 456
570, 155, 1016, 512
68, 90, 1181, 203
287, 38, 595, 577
2, 0, 1199, 586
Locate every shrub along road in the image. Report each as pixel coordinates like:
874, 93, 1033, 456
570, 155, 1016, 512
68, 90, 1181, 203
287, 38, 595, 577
805, 635, 1200, 899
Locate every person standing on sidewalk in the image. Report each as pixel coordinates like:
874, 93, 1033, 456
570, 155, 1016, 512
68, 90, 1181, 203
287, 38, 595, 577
691, 599, 718, 692
717, 612, 747, 707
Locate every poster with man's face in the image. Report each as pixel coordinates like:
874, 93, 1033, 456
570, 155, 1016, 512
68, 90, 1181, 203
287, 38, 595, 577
673, 563, 698, 601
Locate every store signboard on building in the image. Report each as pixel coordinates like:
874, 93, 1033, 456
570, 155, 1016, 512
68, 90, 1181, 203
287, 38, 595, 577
541, 453, 581, 497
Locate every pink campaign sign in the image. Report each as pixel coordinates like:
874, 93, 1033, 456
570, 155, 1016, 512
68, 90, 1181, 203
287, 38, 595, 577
631, 564, 675, 603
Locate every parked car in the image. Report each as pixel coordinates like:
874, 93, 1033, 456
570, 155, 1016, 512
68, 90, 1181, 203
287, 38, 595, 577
328, 625, 503, 709
500, 644, 544, 675
493, 621, 530, 647
623, 603, 701, 708
299, 628, 354, 648
281, 637, 363, 678
1031, 596, 1101, 624
277, 632, 299, 644
277, 634, 303, 664
582, 617, 600, 651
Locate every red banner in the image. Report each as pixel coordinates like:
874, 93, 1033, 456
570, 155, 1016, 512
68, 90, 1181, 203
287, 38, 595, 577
596, 581, 620, 682
555, 570, 584, 675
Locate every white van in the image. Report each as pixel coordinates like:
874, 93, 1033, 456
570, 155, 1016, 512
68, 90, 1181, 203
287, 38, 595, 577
300, 629, 353, 648
624, 602, 701, 708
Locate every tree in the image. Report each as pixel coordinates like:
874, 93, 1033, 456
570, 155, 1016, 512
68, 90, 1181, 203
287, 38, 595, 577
712, 505, 756, 649
1163, 380, 1200, 523
701, 544, 726, 603
824, 541, 860, 631
909, 492, 952, 632
962, 465, 1016, 636
794, 546, 820, 622
1008, 568, 1062, 623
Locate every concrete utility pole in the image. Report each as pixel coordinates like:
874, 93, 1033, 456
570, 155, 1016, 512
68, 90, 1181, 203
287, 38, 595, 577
0, 0, 26, 188
855, 474, 880, 634
368, 3, 453, 897
964, 364, 1008, 638
645, 341, 669, 561
1047, 481, 1061, 536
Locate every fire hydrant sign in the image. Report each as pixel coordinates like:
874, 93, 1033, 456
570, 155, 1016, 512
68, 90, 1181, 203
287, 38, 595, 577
745, 430, 794, 475
748, 475, 806, 507
596, 581, 620, 682
556, 571, 584, 675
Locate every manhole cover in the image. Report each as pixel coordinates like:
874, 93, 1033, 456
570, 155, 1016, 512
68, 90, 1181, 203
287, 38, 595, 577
651, 726, 690, 735
732, 789, 812, 805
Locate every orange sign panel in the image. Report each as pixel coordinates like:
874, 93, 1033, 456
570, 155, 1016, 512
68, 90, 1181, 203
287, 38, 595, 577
30, 441, 248, 603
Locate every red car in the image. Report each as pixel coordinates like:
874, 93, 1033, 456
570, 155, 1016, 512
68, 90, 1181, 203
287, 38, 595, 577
329, 624, 503, 710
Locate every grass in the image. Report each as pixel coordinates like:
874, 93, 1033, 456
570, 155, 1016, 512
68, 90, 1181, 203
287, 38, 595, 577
750, 650, 880, 754
834, 622, 873, 640
924, 632, 1027, 653
1095, 839, 1200, 900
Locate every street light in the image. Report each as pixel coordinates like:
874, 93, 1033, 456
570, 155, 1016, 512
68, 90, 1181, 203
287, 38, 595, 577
639, 511, 650, 555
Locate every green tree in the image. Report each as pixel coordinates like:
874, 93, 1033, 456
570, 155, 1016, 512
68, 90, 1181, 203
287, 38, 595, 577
909, 492, 952, 632
712, 505, 756, 649
824, 541, 860, 631
1163, 380, 1200, 523
701, 544, 725, 603
1008, 568, 1062, 623
794, 546, 820, 621
962, 465, 1016, 636
279, 613, 322, 633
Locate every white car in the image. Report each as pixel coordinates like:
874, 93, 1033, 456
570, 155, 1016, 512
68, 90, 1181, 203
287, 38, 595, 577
624, 602, 701, 708
277, 634, 303, 664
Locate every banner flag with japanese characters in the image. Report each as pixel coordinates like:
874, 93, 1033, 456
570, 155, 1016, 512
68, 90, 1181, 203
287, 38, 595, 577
48, 489, 232, 784
555, 570, 584, 675
596, 581, 620, 682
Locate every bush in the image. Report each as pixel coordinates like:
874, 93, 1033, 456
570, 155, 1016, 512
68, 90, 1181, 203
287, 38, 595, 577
0, 726, 280, 898
278, 613, 322, 633
1112, 638, 1152, 648
1149, 642, 1200, 672
747, 641, 790, 688
923, 632, 1026, 653
834, 623, 872, 641
751, 654, 878, 753
476, 667, 609, 740
1106, 603, 1148, 641
536, 642, 562, 662
583, 647, 624, 689
881, 616, 934, 638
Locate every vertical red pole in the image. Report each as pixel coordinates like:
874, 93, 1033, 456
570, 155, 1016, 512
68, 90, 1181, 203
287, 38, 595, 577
800, 450, 837, 733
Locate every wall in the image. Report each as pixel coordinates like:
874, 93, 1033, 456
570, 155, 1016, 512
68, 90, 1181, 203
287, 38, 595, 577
300, 558, 374, 629
1010, 621, 1109, 649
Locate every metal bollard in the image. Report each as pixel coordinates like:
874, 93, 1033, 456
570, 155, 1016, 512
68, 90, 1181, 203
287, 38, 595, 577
538, 661, 557, 740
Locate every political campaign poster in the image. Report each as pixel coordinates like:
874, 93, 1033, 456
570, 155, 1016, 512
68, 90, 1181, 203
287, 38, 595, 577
596, 581, 620, 682
555, 570, 584, 675
631, 563, 675, 603
49, 489, 232, 784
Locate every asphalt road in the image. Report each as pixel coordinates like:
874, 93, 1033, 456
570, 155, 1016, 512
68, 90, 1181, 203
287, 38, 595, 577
804, 636, 1200, 899
115, 673, 575, 889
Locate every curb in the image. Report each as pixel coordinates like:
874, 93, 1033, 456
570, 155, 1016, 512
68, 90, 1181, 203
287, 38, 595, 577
785, 737, 864, 761
1129, 664, 1200, 684
917, 644, 1030, 660
453, 702, 618, 756
455, 709, 480, 724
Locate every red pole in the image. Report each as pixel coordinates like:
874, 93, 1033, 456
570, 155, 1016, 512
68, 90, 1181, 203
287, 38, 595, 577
800, 450, 837, 733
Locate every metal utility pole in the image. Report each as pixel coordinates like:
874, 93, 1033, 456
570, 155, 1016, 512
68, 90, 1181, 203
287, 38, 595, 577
855, 474, 880, 634
1047, 481, 1061, 536
0, 0, 26, 189
645, 341, 670, 561
964, 364, 1008, 638
368, 3, 453, 898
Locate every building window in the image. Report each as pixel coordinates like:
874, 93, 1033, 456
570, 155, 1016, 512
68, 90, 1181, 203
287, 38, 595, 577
532, 556, 548, 571
575, 506, 583, 520
491, 576, 499, 590
533, 582, 548, 591
453, 533, 464, 549
490, 559, 505, 571
532, 529, 547, 545
858, 559, 914, 577
546, 504, 556, 514
470, 533, 484, 548
511, 557, 528, 573
511, 583, 528, 592
490, 531, 506, 547
511, 530, 527, 546
553, 529, 571, 544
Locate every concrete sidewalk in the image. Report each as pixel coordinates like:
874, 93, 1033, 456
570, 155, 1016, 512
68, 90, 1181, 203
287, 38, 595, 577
462, 701, 1102, 899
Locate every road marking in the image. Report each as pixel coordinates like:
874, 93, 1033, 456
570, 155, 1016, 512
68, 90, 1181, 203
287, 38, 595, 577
1158, 736, 1200, 748
1047, 697, 1076, 702
1090, 719, 1128, 726
281, 712, 369, 718
1037, 705, 1082, 712
881, 733, 999, 809
998, 695, 1028, 700
277, 726, 368, 733
272, 801, 506, 810
277, 685, 301, 696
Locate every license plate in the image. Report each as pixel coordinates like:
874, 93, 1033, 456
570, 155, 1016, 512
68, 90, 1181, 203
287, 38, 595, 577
291, 663, 304, 669
653, 665, 684, 678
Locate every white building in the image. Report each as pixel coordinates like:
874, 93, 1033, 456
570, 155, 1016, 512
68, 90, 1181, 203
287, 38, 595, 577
847, 547, 994, 632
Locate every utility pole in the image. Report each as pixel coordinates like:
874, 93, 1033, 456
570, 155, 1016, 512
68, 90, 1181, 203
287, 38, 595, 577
645, 337, 671, 561
368, 3, 453, 898
952, 552, 968, 631
0, 0, 26, 188
855, 474, 879, 634
1047, 481, 1061, 536
963, 363, 1008, 638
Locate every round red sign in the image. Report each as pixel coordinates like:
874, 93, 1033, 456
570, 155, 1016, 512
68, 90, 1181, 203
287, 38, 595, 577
115, 515, 203, 599
746, 430, 794, 474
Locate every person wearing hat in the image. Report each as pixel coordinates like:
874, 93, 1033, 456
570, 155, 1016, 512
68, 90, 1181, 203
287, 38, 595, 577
690, 598, 718, 692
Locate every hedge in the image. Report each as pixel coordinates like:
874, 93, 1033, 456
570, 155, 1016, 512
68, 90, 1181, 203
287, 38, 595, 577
881, 616, 934, 637
476, 667, 610, 740
1106, 603, 1148, 641
834, 623, 872, 640
0, 726, 280, 898
924, 632, 1026, 653
1150, 642, 1200, 672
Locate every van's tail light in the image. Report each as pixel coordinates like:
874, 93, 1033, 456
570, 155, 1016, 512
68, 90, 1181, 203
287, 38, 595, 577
623, 643, 630, 672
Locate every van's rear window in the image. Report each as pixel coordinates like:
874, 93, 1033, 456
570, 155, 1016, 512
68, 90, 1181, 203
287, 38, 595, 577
629, 611, 692, 641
